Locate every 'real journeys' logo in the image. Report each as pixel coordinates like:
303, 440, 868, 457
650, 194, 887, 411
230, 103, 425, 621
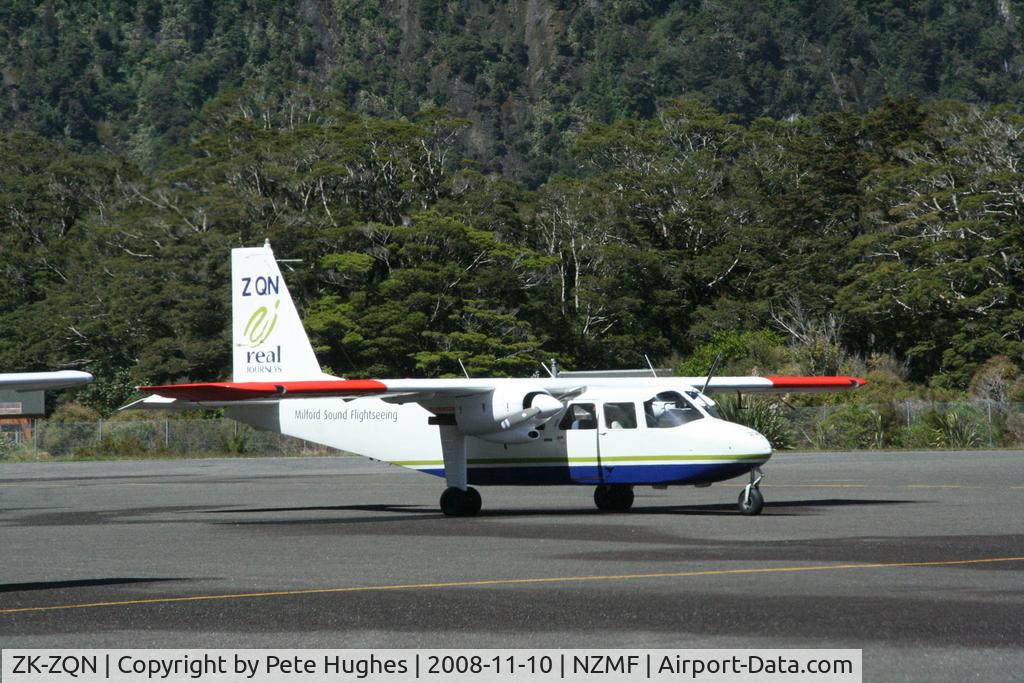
244, 299, 280, 347
242, 299, 283, 372
240, 273, 284, 371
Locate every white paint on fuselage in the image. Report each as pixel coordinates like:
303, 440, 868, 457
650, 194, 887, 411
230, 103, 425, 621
279, 397, 441, 461
237, 395, 772, 481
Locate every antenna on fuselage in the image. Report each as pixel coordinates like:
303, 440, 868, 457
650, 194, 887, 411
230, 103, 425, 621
644, 354, 658, 378
701, 352, 724, 395
458, 359, 470, 378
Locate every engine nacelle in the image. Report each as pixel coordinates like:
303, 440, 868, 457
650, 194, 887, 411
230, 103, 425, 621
454, 383, 563, 437
475, 424, 542, 444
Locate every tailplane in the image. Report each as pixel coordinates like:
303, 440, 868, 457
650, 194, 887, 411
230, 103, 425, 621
232, 241, 327, 382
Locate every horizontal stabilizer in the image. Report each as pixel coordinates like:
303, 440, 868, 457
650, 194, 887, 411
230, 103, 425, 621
138, 379, 389, 402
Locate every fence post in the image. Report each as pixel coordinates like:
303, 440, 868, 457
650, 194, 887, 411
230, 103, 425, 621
165, 419, 170, 449
987, 400, 993, 447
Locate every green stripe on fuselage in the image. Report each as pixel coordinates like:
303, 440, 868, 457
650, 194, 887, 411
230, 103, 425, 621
390, 453, 771, 468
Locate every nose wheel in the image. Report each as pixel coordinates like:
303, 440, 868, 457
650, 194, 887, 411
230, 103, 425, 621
737, 467, 764, 516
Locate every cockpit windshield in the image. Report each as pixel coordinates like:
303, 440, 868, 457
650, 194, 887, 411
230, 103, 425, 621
644, 391, 704, 428
685, 390, 721, 419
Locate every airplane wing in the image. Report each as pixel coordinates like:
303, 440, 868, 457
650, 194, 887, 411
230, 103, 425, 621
132, 373, 862, 407
554, 370, 864, 393
676, 375, 866, 394
0, 370, 94, 392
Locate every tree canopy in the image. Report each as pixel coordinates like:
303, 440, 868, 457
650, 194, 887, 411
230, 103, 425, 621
2, 2, 1024, 413
2, 88, 1022, 412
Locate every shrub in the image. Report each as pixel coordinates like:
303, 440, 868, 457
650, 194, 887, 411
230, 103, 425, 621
0, 433, 15, 460
675, 329, 787, 377
802, 404, 887, 450
37, 422, 97, 457
891, 423, 936, 449
1005, 411, 1024, 447
73, 436, 153, 460
928, 406, 987, 448
715, 396, 794, 450
223, 430, 250, 454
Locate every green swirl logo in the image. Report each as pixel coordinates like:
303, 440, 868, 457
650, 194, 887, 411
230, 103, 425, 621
244, 299, 280, 347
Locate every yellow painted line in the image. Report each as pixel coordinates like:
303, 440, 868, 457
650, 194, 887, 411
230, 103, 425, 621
2, 556, 1021, 616
769, 484, 867, 489
907, 485, 985, 490
0, 484, 76, 489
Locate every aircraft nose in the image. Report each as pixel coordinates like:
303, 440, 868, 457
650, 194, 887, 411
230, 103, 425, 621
722, 420, 773, 456
749, 430, 773, 455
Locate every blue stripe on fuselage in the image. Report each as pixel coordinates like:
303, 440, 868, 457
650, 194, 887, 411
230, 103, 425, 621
416, 462, 760, 486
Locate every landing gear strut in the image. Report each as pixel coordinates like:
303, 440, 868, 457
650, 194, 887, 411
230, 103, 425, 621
440, 486, 482, 517
737, 467, 764, 516
594, 484, 634, 512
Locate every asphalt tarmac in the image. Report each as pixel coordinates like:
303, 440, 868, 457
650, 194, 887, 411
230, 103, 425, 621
1, 450, 1022, 681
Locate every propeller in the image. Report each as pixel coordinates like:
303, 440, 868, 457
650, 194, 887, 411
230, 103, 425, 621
499, 393, 564, 429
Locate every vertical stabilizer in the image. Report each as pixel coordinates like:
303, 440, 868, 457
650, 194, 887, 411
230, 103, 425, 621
232, 242, 326, 381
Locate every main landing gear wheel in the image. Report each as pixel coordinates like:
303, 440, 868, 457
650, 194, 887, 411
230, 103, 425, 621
594, 484, 634, 512
737, 467, 765, 516
440, 486, 482, 517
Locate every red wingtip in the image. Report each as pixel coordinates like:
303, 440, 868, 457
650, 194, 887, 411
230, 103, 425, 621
766, 376, 867, 390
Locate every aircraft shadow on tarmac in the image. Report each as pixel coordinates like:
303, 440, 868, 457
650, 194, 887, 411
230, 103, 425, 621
204, 498, 916, 525
0, 577, 188, 594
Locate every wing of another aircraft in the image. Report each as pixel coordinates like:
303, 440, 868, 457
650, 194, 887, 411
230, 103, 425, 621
0, 370, 94, 392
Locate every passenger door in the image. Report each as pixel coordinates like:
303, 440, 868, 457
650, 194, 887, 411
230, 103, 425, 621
598, 401, 641, 481
559, 403, 600, 483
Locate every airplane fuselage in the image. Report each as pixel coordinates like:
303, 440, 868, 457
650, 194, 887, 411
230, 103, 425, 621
229, 390, 772, 488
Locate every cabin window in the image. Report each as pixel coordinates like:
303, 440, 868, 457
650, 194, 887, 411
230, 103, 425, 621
603, 402, 638, 429
559, 403, 597, 430
644, 391, 703, 428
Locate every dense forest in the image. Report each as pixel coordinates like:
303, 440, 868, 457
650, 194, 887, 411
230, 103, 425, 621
4, 0, 1024, 180
1, 1, 1023, 415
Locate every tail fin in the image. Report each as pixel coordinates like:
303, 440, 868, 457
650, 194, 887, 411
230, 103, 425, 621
232, 241, 326, 382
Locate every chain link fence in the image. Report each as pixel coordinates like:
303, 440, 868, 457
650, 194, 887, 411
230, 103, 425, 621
0, 418, 333, 461
0, 400, 1022, 461
726, 400, 1024, 451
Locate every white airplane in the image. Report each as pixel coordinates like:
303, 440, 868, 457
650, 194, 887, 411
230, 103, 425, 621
0, 370, 93, 392
128, 242, 864, 516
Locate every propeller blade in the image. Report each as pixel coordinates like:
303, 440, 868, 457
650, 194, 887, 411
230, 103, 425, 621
500, 406, 542, 430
